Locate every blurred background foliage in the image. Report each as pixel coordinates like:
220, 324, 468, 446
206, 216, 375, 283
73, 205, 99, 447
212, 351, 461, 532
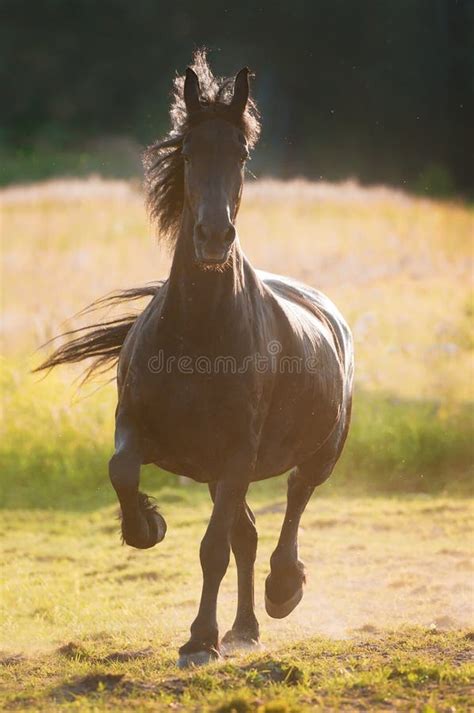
1, 0, 473, 195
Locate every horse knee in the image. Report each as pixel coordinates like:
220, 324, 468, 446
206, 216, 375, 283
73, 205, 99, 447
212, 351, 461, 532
109, 450, 140, 493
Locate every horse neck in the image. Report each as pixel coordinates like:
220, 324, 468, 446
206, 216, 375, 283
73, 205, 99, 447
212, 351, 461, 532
162, 203, 247, 339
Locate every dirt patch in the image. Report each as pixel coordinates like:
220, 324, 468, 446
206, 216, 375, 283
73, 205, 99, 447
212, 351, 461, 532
347, 544, 366, 551
243, 657, 306, 686
32, 555, 76, 563
57, 641, 92, 661
107, 563, 129, 572
430, 615, 459, 631
102, 647, 153, 663
388, 579, 410, 589
118, 571, 160, 582
53, 673, 131, 701
455, 559, 474, 571
161, 677, 188, 695
420, 504, 467, 515
307, 517, 348, 528
0, 653, 25, 666
57, 641, 154, 664
354, 624, 379, 634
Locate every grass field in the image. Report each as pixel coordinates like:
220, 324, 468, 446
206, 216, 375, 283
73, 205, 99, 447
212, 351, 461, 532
1, 177, 473, 710
1, 495, 473, 711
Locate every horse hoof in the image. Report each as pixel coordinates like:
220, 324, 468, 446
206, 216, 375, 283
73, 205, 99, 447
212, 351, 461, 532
177, 648, 220, 668
221, 631, 262, 654
121, 492, 167, 549
148, 510, 167, 544
265, 586, 304, 619
122, 514, 166, 549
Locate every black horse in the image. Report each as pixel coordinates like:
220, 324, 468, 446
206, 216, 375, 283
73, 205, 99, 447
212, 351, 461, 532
38, 52, 354, 667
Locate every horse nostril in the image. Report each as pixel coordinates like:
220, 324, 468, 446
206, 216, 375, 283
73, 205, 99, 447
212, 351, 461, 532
223, 226, 236, 244
195, 223, 234, 249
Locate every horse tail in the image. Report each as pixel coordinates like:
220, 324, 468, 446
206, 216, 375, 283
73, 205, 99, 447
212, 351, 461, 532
34, 282, 163, 380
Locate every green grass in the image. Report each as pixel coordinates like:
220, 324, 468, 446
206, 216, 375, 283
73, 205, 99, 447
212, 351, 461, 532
1, 496, 473, 711
339, 392, 473, 494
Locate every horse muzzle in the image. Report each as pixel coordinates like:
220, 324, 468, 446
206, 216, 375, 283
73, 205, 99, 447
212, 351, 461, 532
193, 222, 236, 265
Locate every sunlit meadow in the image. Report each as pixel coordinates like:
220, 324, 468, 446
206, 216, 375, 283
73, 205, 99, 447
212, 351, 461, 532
2, 177, 473, 503
1, 178, 473, 710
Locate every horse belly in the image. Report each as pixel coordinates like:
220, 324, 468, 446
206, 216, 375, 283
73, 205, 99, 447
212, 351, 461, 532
138, 374, 260, 481
253, 375, 344, 480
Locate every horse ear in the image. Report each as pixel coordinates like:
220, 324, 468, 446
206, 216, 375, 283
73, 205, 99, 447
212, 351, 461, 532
184, 67, 201, 115
231, 67, 250, 116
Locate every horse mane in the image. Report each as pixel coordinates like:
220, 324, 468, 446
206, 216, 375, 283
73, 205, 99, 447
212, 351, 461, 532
143, 49, 261, 249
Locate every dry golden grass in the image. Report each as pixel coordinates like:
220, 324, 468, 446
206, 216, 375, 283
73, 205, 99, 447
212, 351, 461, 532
2, 177, 472, 403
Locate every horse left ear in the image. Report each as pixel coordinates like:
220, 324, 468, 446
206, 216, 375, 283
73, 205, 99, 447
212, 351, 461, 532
184, 67, 202, 115
231, 67, 250, 116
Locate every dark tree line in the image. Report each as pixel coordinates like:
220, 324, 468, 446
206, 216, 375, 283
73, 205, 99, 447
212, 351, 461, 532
1, 0, 473, 193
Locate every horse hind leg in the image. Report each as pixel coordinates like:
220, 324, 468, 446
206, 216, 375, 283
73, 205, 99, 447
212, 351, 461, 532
109, 422, 166, 549
265, 457, 333, 619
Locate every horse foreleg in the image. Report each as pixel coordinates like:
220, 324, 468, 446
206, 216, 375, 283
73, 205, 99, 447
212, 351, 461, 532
178, 477, 248, 667
109, 420, 166, 549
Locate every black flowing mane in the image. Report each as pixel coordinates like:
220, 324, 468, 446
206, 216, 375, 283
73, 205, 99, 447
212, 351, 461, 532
143, 49, 261, 248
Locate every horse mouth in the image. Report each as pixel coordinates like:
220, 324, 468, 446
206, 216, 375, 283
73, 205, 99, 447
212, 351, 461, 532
195, 252, 232, 271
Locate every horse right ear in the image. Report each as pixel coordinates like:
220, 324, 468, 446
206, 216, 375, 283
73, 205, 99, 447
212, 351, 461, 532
230, 67, 250, 117
184, 67, 201, 115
